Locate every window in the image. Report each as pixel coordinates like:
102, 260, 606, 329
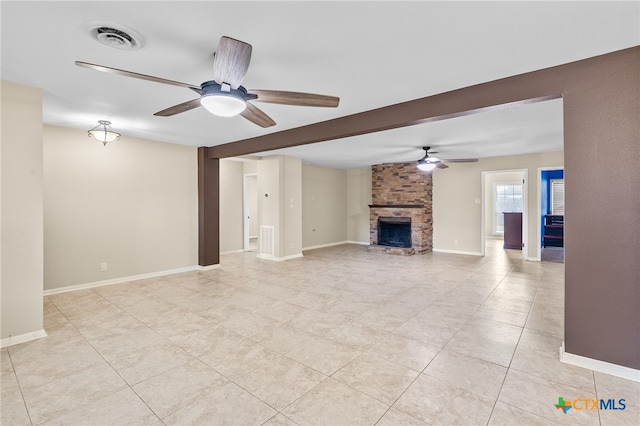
550, 179, 564, 215
493, 182, 523, 234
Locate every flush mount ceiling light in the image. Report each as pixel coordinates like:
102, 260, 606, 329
88, 120, 120, 146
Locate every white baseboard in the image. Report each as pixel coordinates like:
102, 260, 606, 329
1, 329, 47, 348
42, 265, 200, 296
560, 342, 640, 382
256, 253, 304, 262
303, 241, 350, 251
198, 264, 221, 271
432, 248, 483, 256
220, 249, 245, 255
346, 240, 370, 246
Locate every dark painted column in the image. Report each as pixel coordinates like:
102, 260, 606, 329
198, 147, 219, 266
562, 48, 640, 370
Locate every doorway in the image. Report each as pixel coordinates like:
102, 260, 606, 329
243, 173, 258, 252
481, 169, 528, 259
537, 167, 565, 263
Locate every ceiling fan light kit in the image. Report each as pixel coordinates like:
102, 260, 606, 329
416, 146, 446, 171
76, 35, 339, 128
200, 95, 245, 117
416, 160, 438, 172
415, 146, 478, 171
199, 81, 256, 117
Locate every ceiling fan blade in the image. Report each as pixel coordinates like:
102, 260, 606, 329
154, 98, 202, 117
75, 61, 198, 90
436, 162, 449, 169
212, 36, 252, 90
250, 89, 339, 107
240, 102, 276, 128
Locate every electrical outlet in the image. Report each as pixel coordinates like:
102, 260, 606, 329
100, 262, 107, 272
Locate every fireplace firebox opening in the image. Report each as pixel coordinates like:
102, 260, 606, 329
378, 217, 411, 248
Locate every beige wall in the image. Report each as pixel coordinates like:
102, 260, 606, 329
257, 156, 281, 256
281, 156, 303, 257
347, 167, 372, 244
243, 160, 258, 174
43, 125, 198, 290
1, 80, 45, 342
219, 159, 244, 252
433, 151, 564, 259
222, 160, 363, 253
302, 164, 347, 248
257, 155, 304, 259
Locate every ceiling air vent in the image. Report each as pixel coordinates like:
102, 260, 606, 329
87, 22, 144, 51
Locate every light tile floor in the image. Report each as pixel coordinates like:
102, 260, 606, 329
2, 241, 638, 425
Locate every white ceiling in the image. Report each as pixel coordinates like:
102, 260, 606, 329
2, 1, 638, 169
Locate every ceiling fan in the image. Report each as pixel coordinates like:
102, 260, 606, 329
76, 36, 339, 128
416, 146, 478, 171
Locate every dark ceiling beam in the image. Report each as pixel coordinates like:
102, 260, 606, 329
206, 65, 571, 160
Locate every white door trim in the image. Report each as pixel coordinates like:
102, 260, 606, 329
481, 169, 528, 260
243, 173, 257, 252
536, 166, 565, 261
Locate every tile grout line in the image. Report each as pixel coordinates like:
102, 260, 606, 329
49, 290, 169, 424
4, 346, 35, 426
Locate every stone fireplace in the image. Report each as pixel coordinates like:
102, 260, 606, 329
368, 163, 433, 255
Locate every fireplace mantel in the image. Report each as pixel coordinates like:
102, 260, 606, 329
368, 204, 424, 209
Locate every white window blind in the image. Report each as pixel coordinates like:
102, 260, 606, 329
551, 179, 565, 215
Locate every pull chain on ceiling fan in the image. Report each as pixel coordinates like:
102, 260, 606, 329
76, 36, 340, 128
